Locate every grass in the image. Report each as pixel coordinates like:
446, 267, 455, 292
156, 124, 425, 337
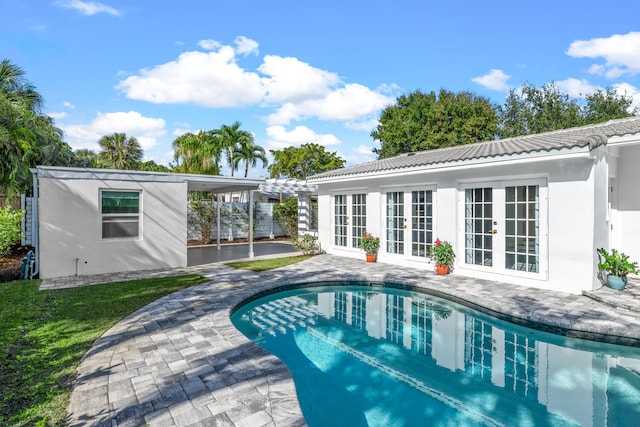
225, 254, 314, 272
0, 274, 209, 427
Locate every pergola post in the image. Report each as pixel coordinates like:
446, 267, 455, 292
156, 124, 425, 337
216, 193, 221, 251
249, 190, 255, 258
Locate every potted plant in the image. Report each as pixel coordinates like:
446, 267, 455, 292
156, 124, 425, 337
360, 231, 380, 262
597, 248, 639, 290
430, 239, 455, 275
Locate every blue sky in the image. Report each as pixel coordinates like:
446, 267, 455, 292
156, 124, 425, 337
3, 0, 640, 177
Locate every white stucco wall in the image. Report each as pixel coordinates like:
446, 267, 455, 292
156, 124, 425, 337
615, 144, 640, 270
38, 177, 188, 279
315, 153, 601, 294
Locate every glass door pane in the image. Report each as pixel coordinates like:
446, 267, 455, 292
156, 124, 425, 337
334, 195, 347, 246
411, 190, 433, 257
386, 192, 404, 254
351, 193, 367, 248
465, 188, 493, 266
505, 185, 539, 272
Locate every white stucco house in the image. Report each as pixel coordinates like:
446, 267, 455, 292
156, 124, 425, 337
30, 167, 265, 279
307, 117, 640, 295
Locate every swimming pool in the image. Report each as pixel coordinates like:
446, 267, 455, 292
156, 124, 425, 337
231, 283, 640, 426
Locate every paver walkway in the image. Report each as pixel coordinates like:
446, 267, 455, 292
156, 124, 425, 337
60, 255, 640, 426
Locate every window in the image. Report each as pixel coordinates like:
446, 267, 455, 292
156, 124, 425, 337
386, 191, 404, 254
505, 185, 539, 273
465, 188, 493, 266
101, 190, 140, 239
411, 190, 433, 257
351, 193, 367, 248
334, 195, 348, 246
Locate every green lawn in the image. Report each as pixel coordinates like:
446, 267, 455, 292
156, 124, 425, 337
225, 254, 314, 272
0, 274, 209, 427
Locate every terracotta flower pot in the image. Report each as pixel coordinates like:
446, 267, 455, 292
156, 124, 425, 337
366, 253, 377, 263
436, 264, 449, 275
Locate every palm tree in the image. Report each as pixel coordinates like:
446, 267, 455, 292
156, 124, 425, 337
0, 59, 73, 195
0, 58, 43, 113
212, 121, 253, 177
98, 133, 143, 170
235, 140, 268, 177
172, 130, 223, 175
72, 149, 99, 168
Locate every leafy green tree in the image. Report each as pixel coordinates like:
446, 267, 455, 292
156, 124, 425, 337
497, 83, 634, 139
235, 139, 268, 177
497, 83, 583, 138
268, 143, 345, 179
584, 87, 636, 123
371, 89, 499, 159
98, 132, 143, 170
212, 121, 254, 177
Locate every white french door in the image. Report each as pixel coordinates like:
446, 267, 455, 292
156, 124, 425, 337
461, 180, 547, 278
333, 192, 367, 250
385, 188, 435, 260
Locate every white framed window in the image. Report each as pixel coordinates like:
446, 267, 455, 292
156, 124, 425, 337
101, 190, 141, 239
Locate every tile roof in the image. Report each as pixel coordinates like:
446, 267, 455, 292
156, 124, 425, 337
309, 116, 640, 181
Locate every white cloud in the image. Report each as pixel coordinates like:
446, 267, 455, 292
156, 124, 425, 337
259, 55, 340, 103
117, 47, 266, 107
234, 36, 259, 56
472, 69, 511, 91
116, 38, 397, 133
355, 144, 374, 155
63, 101, 76, 109
173, 127, 191, 137
555, 78, 600, 98
613, 82, 640, 112
345, 117, 379, 132
48, 112, 68, 120
198, 39, 222, 51
266, 83, 394, 125
265, 125, 341, 149
343, 147, 376, 166
566, 32, 640, 77
54, 0, 121, 16
60, 111, 166, 151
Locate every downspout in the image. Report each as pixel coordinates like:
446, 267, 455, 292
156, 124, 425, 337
30, 168, 40, 277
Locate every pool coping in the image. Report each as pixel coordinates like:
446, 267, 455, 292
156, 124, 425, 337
67, 255, 640, 426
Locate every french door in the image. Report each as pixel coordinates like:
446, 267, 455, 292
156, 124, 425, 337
333, 193, 367, 250
462, 180, 546, 277
385, 188, 434, 260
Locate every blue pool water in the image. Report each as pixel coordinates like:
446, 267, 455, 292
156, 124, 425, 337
231, 284, 640, 426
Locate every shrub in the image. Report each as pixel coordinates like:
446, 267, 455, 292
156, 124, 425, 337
273, 198, 298, 237
292, 234, 319, 255
0, 206, 23, 257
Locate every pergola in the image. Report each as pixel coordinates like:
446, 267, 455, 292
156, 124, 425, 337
185, 174, 318, 258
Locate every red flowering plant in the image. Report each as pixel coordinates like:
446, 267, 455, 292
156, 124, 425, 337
429, 238, 455, 266
360, 231, 381, 255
